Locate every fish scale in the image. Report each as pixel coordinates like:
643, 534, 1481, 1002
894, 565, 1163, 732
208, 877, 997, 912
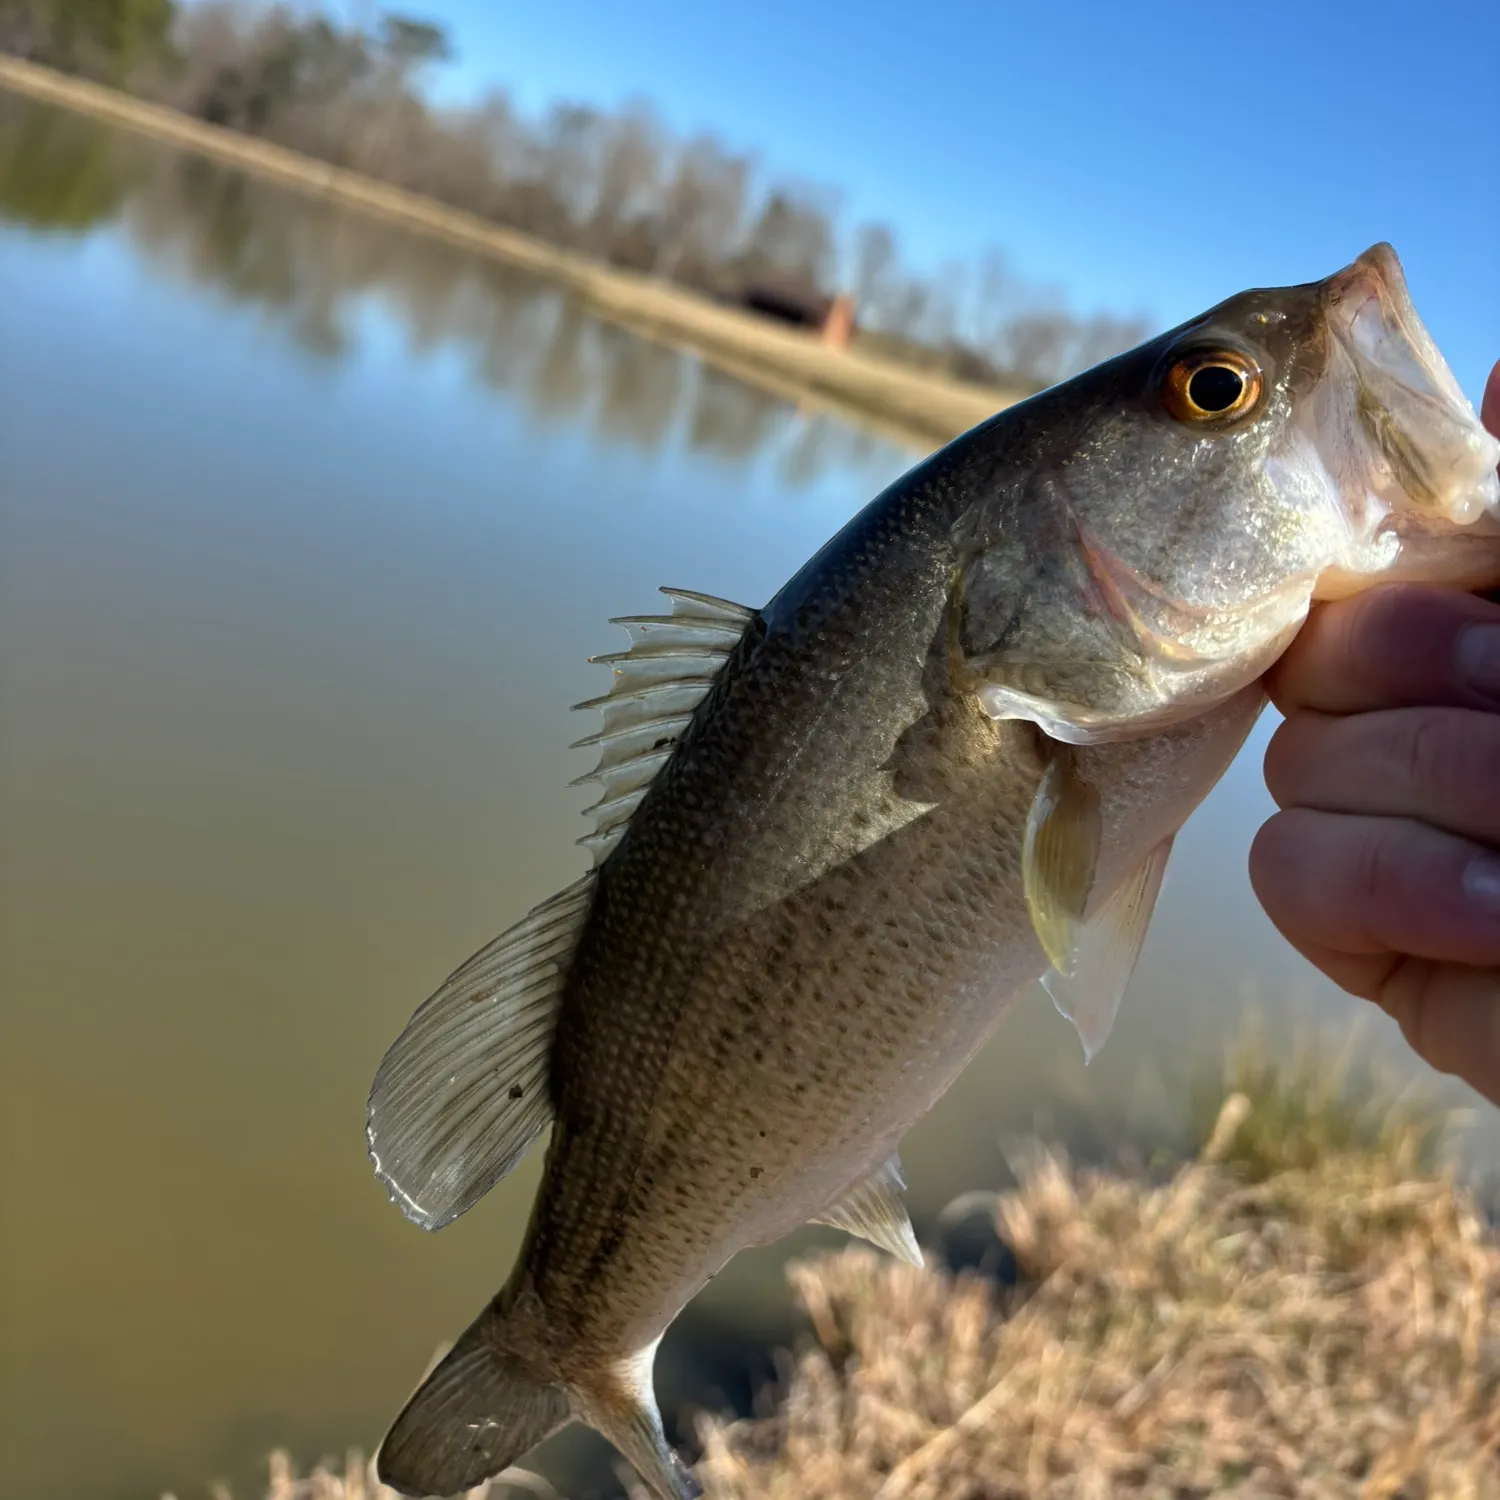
366, 242, 1500, 1499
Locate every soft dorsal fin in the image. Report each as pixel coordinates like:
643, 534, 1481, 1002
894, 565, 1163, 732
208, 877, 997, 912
570, 588, 757, 866
813, 1155, 923, 1267
366, 587, 754, 1232
366, 875, 595, 1231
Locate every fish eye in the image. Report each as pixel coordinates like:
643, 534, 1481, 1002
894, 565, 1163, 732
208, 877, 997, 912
1161, 348, 1263, 425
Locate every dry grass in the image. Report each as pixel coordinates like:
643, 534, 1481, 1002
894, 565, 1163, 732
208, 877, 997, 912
691, 1044, 1500, 1500
204, 1032, 1500, 1500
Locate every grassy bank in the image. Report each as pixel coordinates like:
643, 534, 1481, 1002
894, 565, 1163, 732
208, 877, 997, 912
195, 1035, 1499, 1500
0, 54, 1027, 449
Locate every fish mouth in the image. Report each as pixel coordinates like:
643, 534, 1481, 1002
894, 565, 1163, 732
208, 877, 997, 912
1320, 242, 1500, 526
1323, 243, 1462, 405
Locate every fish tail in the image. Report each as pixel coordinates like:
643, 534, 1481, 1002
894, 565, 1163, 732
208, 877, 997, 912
375, 1304, 569, 1497
376, 1303, 700, 1500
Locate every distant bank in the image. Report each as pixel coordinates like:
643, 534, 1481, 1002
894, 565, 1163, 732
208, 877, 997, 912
0, 55, 1027, 449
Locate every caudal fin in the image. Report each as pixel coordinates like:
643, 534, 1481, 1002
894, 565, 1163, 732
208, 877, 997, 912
375, 1312, 569, 1497
376, 1311, 700, 1500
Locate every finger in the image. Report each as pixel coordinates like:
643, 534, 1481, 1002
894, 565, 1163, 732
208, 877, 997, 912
1247, 934, 1500, 1104
1248, 807, 1500, 969
1263, 583, 1500, 717
1377, 958, 1500, 1102
1263, 706, 1500, 848
1483, 358, 1500, 453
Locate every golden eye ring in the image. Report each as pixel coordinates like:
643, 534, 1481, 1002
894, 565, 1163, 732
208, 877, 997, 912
1161, 348, 1263, 424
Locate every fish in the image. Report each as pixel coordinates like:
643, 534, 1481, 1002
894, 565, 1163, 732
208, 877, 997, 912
364, 242, 1500, 1499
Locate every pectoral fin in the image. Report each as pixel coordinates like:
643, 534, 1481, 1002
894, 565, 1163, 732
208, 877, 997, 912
1021, 744, 1102, 973
813, 1155, 923, 1267
1041, 835, 1174, 1064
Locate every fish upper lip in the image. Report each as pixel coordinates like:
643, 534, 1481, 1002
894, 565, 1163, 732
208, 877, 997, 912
1322, 241, 1464, 406
1324, 241, 1410, 318
1323, 243, 1411, 355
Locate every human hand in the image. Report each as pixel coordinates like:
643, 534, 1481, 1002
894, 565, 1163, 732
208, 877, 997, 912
1250, 360, 1500, 1104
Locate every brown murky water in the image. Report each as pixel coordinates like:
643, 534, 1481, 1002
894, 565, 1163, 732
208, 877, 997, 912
1, 95, 1486, 1500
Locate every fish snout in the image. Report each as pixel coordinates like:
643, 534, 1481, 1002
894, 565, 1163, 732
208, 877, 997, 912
1320, 243, 1500, 526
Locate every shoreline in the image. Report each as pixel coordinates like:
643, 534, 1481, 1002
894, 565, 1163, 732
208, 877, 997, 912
0, 55, 1028, 450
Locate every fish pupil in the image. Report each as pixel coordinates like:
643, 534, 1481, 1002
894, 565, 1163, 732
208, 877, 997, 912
1188, 364, 1244, 412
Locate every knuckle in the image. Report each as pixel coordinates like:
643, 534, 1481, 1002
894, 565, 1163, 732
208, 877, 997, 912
1348, 820, 1402, 921
1260, 719, 1304, 805
1390, 710, 1454, 795
1249, 808, 1325, 931
1388, 708, 1500, 817
1248, 817, 1296, 926
1338, 588, 1412, 685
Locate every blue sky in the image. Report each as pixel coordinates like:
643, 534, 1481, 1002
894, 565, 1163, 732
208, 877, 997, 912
336, 0, 1497, 401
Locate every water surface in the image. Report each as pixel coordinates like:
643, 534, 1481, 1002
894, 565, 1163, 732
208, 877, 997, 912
1, 95, 1485, 1500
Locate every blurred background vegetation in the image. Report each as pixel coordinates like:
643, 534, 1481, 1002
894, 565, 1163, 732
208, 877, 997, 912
0, 0, 1149, 388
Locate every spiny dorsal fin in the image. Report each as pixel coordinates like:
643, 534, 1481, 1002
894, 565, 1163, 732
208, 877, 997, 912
813, 1154, 924, 1267
570, 588, 756, 866
366, 875, 595, 1231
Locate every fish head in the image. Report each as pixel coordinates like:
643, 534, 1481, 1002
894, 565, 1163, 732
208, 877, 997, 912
957, 241, 1500, 745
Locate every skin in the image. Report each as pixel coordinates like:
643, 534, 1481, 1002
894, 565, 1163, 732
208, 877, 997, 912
1251, 359, 1500, 1104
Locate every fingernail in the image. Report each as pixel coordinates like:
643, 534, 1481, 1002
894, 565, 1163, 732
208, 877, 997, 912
1462, 853, 1500, 910
1455, 624, 1500, 703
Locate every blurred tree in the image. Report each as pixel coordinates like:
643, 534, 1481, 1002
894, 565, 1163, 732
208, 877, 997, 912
0, 0, 176, 83
989, 308, 1076, 387
885, 276, 930, 340
850, 221, 896, 323
1069, 310, 1151, 373
0, 0, 1152, 389
970, 246, 1012, 352
587, 100, 661, 258
741, 183, 837, 290
655, 132, 748, 289
922, 258, 967, 347
378, 12, 448, 79
536, 100, 602, 235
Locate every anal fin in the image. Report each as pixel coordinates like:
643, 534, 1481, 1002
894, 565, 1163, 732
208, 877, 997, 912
813, 1155, 923, 1267
1042, 834, 1174, 1064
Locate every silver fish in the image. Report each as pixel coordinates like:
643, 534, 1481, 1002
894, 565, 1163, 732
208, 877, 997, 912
366, 243, 1500, 1499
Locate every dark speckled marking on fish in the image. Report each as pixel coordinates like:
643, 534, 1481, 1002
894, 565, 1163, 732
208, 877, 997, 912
363, 243, 1500, 1499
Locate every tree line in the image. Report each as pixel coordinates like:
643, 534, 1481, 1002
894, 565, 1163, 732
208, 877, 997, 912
0, 0, 1152, 388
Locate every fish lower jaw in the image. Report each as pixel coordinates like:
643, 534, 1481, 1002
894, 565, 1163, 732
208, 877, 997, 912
1312, 527, 1500, 600
1305, 475, 1500, 600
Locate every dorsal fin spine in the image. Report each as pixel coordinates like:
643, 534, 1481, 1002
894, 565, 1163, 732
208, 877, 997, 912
569, 587, 756, 867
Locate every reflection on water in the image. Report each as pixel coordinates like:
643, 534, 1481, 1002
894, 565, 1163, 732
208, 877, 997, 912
0, 92, 895, 493
1, 92, 1490, 1500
